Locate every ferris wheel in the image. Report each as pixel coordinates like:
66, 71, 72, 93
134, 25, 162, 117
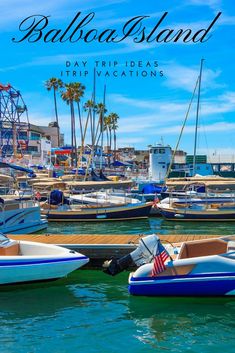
0, 83, 30, 158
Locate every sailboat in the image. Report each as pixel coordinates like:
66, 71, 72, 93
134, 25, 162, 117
157, 60, 235, 220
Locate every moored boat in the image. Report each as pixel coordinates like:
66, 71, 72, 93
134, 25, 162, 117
41, 200, 153, 222
0, 198, 47, 234
104, 234, 235, 296
157, 202, 235, 221
40, 189, 152, 222
0, 233, 89, 285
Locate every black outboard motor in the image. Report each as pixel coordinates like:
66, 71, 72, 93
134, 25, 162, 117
103, 254, 134, 276
99, 170, 110, 181
103, 234, 160, 276
90, 169, 103, 181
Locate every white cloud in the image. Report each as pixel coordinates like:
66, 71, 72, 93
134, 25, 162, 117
162, 62, 223, 92
186, 0, 222, 10
109, 93, 189, 113
156, 121, 235, 135
110, 88, 235, 119
117, 137, 145, 146
0, 44, 151, 73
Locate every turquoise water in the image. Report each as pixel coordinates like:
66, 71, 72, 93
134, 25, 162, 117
1, 217, 235, 352
46, 216, 235, 236
1, 271, 235, 353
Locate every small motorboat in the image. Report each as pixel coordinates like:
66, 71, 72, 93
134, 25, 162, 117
41, 190, 153, 222
0, 198, 48, 234
104, 234, 235, 296
157, 201, 235, 221
0, 162, 48, 234
0, 233, 89, 285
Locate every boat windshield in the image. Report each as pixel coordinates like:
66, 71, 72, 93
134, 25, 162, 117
0, 233, 10, 246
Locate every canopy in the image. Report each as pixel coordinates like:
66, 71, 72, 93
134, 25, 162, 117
0, 162, 34, 175
111, 161, 131, 167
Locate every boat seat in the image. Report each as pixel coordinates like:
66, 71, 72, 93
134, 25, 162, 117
0, 242, 20, 256
158, 264, 195, 277
178, 239, 227, 259
227, 241, 235, 252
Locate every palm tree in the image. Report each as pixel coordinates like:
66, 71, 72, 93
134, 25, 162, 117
104, 115, 111, 149
45, 78, 63, 146
95, 103, 107, 145
84, 99, 96, 146
73, 82, 85, 145
107, 113, 119, 160
111, 113, 119, 159
61, 83, 77, 167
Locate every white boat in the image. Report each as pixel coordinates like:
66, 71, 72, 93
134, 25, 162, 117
161, 177, 235, 204
0, 233, 89, 285
0, 198, 47, 234
0, 162, 47, 233
104, 234, 235, 296
69, 191, 141, 206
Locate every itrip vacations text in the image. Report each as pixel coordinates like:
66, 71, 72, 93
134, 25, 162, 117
12, 11, 222, 44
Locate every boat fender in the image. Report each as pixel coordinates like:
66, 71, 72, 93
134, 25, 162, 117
152, 198, 159, 208
35, 191, 41, 200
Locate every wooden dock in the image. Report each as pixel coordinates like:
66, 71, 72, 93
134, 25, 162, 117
9, 233, 222, 268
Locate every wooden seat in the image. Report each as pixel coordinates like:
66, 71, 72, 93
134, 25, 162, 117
158, 264, 195, 277
0, 242, 20, 256
178, 239, 227, 259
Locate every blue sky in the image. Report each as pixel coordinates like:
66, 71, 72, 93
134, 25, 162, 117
1, 0, 235, 154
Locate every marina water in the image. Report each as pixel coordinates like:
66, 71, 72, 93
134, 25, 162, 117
1, 217, 235, 353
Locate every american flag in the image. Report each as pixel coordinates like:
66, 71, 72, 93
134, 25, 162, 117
151, 240, 169, 277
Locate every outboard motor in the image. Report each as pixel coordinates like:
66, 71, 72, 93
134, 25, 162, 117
49, 189, 70, 205
103, 234, 161, 276
49, 189, 64, 205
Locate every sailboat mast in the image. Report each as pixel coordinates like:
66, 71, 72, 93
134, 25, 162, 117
99, 84, 106, 170
193, 58, 204, 176
90, 67, 96, 170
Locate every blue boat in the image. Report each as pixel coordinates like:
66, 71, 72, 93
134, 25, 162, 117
104, 234, 235, 296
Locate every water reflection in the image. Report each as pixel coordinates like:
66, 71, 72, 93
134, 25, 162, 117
0, 279, 84, 319
46, 218, 153, 235
1, 271, 235, 353
149, 217, 235, 236
46, 217, 235, 237
127, 296, 235, 350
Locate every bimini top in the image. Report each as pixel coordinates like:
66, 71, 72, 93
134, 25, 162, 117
166, 177, 235, 191
0, 162, 35, 176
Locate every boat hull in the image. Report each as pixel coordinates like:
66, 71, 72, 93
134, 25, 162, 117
128, 273, 235, 296
43, 203, 152, 222
0, 204, 48, 233
159, 207, 235, 221
0, 241, 89, 285
1, 220, 48, 234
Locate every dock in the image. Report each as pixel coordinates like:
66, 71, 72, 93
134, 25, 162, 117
9, 233, 223, 268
